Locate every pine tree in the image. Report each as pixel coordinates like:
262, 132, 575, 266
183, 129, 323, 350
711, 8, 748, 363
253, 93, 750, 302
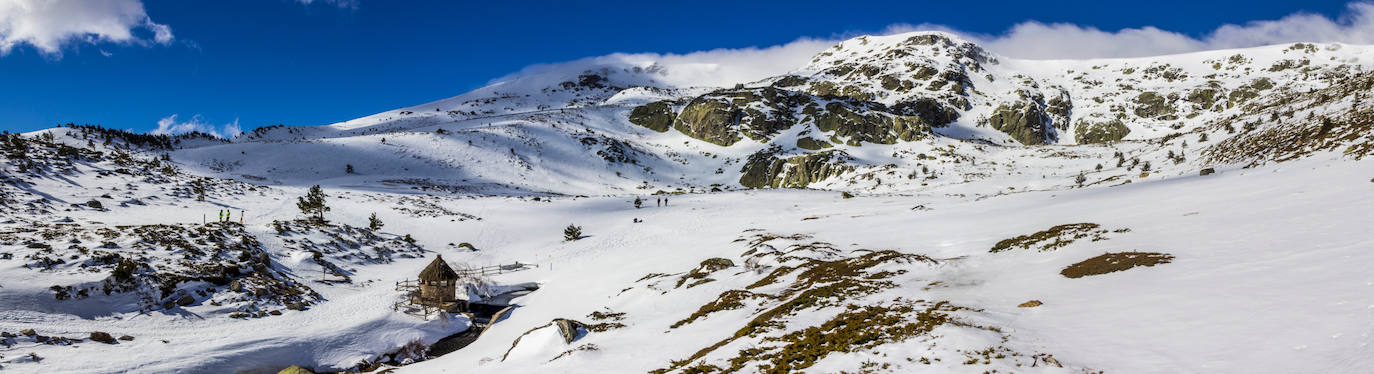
564, 224, 582, 241
297, 185, 330, 223
192, 179, 206, 201
368, 212, 383, 230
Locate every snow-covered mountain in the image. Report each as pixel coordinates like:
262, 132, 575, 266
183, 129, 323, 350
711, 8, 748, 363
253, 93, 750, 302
1, 31, 1372, 373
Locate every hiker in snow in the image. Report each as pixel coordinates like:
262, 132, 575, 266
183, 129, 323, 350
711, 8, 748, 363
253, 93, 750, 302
657, 198, 661, 207
665, 198, 669, 206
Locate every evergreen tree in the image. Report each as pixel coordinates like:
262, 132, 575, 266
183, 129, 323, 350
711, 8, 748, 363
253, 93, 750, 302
368, 212, 383, 230
192, 179, 206, 201
564, 224, 583, 241
297, 185, 330, 223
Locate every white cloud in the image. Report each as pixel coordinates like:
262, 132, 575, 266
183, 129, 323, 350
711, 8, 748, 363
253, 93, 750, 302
296, 0, 358, 9
890, 2, 1374, 59
493, 38, 835, 89
0, 0, 173, 58
496, 1, 1374, 87
152, 114, 241, 139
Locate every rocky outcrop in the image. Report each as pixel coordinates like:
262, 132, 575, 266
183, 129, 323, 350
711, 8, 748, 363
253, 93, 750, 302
795, 137, 831, 150
808, 102, 898, 145
1133, 91, 1177, 120
627, 101, 675, 132
673, 88, 800, 146
1074, 120, 1131, 144
987, 102, 1055, 145
740, 146, 855, 188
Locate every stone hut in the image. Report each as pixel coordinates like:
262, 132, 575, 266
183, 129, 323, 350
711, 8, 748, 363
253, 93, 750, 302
417, 255, 460, 306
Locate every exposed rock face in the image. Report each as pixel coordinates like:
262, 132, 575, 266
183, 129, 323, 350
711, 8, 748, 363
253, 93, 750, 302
806, 101, 920, 146
673, 88, 799, 146
795, 137, 831, 150
1044, 89, 1073, 131
987, 102, 1055, 145
1187, 85, 1221, 110
891, 97, 960, 126
1134, 91, 1177, 120
627, 101, 675, 132
740, 146, 856, 188
1074, 120, 1131, 144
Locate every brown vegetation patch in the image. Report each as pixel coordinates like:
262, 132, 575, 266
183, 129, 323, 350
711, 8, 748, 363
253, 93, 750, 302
989, 223, 1111, 253
1061, 252, 1174, 278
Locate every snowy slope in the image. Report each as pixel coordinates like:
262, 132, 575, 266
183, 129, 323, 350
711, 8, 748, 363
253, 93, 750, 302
1, 31, 1373, 373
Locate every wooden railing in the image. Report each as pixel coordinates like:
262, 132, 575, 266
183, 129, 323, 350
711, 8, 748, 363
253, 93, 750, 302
455, 261, 537, 277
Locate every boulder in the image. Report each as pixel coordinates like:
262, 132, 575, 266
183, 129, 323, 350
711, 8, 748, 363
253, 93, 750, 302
553, 319, 587, 344
89, 332, 117, 344
1018, 300, 1043, 308
1133, 91, 1177, 120
176, 294, 195, 306
1074, 120, 1130, 144
987, 102, 1054, 145
1200, 168, 1216, 176
740, 147, 855, 189
20, 329, 35, 336
118, 335, 134, 341
627, 101, 675, 132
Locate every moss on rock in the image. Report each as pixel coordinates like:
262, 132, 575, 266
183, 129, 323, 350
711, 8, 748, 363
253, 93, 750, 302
1074, 120, 1131, 144
628, 101, 675, 132
673, 88, 800, 146
795, 137, 832, 150
739, 147, 855, 189
986, 102, 1054, 145
1133, 91, 1177, 120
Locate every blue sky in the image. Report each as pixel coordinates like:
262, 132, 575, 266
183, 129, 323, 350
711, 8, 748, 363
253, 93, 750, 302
0, 0, 1363, 135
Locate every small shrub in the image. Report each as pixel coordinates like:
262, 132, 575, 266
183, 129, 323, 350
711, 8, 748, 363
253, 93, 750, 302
111, 258, 138, 281
368, 213, 383, 230
564, 224, 583, 241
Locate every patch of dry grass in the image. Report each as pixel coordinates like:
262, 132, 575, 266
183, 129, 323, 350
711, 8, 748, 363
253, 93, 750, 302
1060, 252, 1174, 278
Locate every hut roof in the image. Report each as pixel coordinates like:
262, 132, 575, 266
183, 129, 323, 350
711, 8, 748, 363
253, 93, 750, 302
419, 255, 460, 281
